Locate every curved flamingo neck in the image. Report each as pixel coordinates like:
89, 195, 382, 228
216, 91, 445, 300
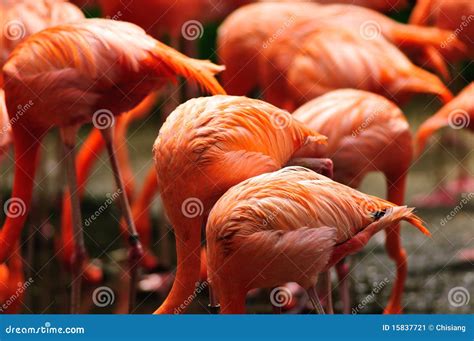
0, 129, 41, 263
154, 215, 202, 314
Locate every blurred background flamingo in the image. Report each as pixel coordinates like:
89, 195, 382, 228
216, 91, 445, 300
414, 82, 474, 207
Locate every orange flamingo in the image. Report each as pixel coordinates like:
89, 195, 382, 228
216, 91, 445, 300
206, 167, 429, 314
152, 95, 332, 314
410, 0, 474, 55
408, 0, 474, 80
218, 2, 463, 99
293, 89, 413, 313
414, 82, 474, 207
1, 18, 224, 313
263, 25, 452, 111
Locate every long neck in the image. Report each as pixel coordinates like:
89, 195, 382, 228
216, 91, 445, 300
154, 216, 202, 314
0, 130, 41, 262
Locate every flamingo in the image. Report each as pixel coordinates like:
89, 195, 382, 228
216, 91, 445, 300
218, 2, 463, 99
0, 0, 85, 67
263, 24, 452, 111
151, 95, 332, 314
414, 82, 474, 207
410, 0, 474, 54
408, 0, 474, 80
206, 167, 430, 314
1, 18, 225, 313
293, 89, 413, 313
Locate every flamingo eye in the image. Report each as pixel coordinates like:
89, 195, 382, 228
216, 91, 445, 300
371, 209, 387, 221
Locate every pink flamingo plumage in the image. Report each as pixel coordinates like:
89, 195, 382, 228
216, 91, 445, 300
1, 18, 225, 312
293, 89, 413, 313
218, 2, 463, 101
152, 95, 331, 314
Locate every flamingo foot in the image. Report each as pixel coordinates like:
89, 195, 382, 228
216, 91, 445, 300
383, 302, 403, 314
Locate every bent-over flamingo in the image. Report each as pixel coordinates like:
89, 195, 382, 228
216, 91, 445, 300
152, 95, 332, 314
1, 18, 224, 313
293, 89, 413, 313
218, 2, 462, 99
206, 167, 429, 314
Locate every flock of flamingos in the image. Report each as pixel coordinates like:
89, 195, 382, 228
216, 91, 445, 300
0, 0, 472, 315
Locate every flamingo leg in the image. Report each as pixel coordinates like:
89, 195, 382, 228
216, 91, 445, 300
100, 126, 143, 313
60, 127, 86, 314
335, 259, 351, 314
208, 284, 220, 314
384, 174, 408, 314
286, 158, 333, 179
307, 285, 326, 314
322, 271, 334, 314
383, 226, 406, 315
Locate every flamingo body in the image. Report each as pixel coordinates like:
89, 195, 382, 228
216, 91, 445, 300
207, 167, 429, 313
